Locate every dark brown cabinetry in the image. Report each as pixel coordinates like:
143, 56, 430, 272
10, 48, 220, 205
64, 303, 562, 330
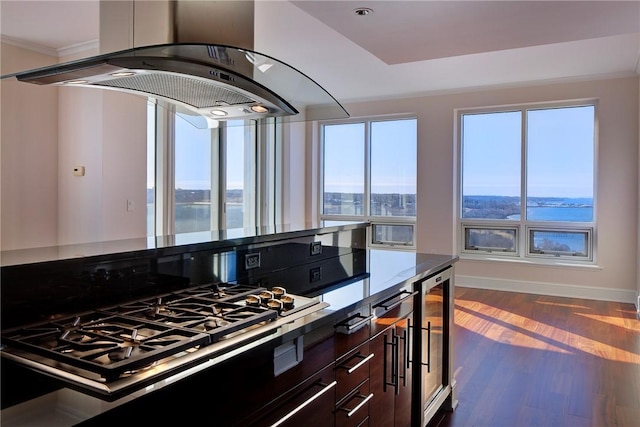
334, 305, 373, 427
335, 378, 372, 427
369, 291, 415, 427
335, 342, 373, 427
245, 363, 336, 427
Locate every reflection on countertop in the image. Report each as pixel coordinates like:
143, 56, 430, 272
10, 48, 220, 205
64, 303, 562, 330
1, 221, 367, 267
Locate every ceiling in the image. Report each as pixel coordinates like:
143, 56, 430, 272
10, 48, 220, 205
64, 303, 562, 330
1, 0, 639, 103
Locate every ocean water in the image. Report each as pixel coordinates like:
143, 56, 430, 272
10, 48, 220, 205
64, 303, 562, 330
508, 206, 593, 222
148, 203, 244, 234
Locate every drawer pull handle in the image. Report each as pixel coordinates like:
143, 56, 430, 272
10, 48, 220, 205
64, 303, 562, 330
421, 321, 432, 372
339, 393, 374, 418
373, 290, 417, 315
271, 380, 337, 427
335, 313, 373, 334
338, 353, 373, 374
347, 353, 374, 374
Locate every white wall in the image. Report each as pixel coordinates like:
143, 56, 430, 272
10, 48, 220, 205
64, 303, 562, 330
337, 76, 639, 303
1, 43, 58, 250
100, 91, 147, 241
2, 43, 149, 249
57, 86, 104, 245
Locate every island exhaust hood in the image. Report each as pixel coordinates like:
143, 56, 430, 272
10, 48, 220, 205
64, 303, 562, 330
1, 1, 349, 127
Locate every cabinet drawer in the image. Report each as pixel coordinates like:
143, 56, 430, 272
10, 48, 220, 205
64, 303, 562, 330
335, 341, 372, 403
244, 364, 336, 427
335, 379, 372, 427
334, 306, 372, 359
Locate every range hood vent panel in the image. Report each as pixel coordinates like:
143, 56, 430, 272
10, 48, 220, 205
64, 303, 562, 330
99, 73, 255, 107
2, 43, 348, 126
98, 73, 256, 109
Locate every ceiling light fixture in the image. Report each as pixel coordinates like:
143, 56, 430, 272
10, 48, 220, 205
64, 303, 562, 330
64, 80, 89, 85
251, 105, 269, 114
110, 72, 136, 77
210, 109, 228, 117
354, 7, 373, 16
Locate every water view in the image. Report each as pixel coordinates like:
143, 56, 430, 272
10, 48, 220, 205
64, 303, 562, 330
463, 195, 593, 222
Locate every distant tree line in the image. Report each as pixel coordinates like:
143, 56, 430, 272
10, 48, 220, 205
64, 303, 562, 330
467, 229, 515, 250
323, 192, 416, 216
462, 196, 520, 219
462, 195, 593, 220
147, 189, 244, 204
535, 238, 571, 252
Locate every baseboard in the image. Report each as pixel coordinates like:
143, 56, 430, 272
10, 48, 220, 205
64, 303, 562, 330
455, 274, 637, 305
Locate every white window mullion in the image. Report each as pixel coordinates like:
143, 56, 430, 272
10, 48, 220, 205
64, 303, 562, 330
210, 126, 221, 231
257, 118, 278, 227
243, 122, 257, 228
218, 124, 228, 229
155, 102, 175, 236
363, 122, 371, 218
520, 107, 528, 257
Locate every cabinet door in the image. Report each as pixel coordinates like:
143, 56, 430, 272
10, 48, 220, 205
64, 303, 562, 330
369, 326, 395, 427
394, 316, 412, 427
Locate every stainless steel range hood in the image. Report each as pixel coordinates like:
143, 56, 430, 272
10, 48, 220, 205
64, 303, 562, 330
0, 1, 348, 126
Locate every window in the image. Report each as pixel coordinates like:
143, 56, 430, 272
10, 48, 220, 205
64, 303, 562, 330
174, 112, 214, 233
149, 103, 272, 236
459, 102, 596, 262
224, 121, 257, 229
321, 117, 417, 248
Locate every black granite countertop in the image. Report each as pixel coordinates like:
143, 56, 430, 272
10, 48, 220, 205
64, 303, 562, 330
0, 221, 367, 267
321, 250, 457, 310
0, 249, 458, 426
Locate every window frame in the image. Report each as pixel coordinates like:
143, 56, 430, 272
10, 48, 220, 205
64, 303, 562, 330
461, 224, 520, 256
318, 115, 417, 249
457, 99, 598, 264
149, 101, 279, 236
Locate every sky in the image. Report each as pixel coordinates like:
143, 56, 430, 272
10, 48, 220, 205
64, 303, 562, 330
147, 105, 595, 200
147, 111, 246, 191
462, 105, 595, 199
323, 118, 417, 194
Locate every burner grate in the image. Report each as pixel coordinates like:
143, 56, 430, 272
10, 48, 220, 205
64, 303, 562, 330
1, 314, 210, 381
0, 283, 312, 384
107, 295, 278, 343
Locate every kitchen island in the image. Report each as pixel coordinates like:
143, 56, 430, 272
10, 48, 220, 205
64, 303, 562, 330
1, 222, 457, 426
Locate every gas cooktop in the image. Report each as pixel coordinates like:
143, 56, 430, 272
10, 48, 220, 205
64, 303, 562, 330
0, 283, 328, 400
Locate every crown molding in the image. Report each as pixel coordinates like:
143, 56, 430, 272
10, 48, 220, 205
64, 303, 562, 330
0, 35, 57, 57
58, 40, 99, 58
0, 35, 98, 58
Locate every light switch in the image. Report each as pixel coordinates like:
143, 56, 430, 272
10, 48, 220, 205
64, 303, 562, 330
73, 166, 85, 176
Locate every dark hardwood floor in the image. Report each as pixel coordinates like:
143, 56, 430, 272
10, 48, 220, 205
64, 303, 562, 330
434, 287, 640, 427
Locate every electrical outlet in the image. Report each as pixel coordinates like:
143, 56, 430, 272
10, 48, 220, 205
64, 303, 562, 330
245, 253, 261, 270
126, 200, 134, 211
310, 267, 322, 282
310, 241, 322, 256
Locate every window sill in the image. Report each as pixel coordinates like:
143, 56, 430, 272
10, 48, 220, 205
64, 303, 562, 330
459, 253, 602, 270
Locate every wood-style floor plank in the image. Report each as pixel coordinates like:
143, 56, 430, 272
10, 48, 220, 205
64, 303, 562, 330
433, 287, 640, 427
